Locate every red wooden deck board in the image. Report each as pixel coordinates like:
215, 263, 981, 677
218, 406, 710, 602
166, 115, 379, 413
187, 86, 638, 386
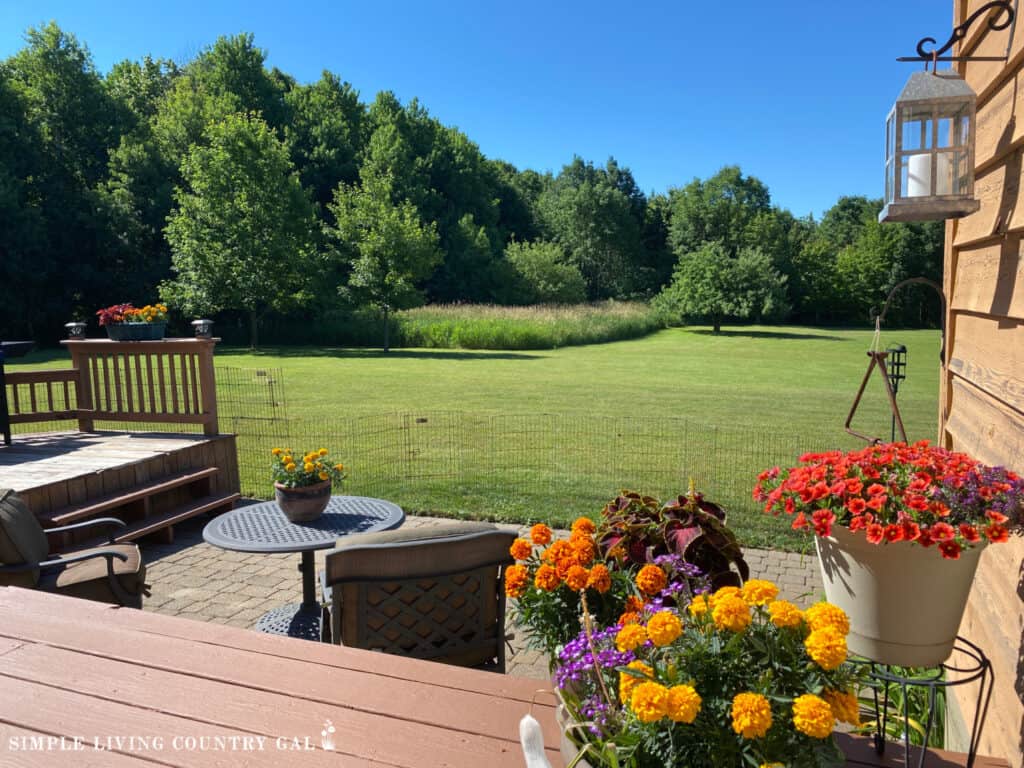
0, 589, 553, 705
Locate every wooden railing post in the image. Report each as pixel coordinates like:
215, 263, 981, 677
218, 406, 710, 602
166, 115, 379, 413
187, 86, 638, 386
197, 339, 219, 435
66, 344, 95, 433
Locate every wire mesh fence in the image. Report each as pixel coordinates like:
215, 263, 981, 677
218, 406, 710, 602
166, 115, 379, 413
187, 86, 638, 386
11, 365, 877, 549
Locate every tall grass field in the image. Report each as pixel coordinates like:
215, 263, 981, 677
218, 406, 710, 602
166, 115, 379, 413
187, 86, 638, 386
11, 325, 941, 551
392, 301, 662, 349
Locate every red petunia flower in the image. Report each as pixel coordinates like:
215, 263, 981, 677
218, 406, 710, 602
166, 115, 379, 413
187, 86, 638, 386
883, 524, 904, 543
958, 524, 981, 543
930, 522, 955, 542
985, 510, 1009, 524
985, 524, 1009, 544
811, 508, 835, 537
791, 512, 808, 531
939, 540, 962, 560
917, 527, 935, 548
846, 497, 867, 515
865, 523, 885, 545
866, 494, 888, 512
867, 483, 886, 496
900, 519, 921, 542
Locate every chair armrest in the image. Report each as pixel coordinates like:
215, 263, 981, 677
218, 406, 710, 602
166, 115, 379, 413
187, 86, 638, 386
0, 548, 129, 573
319, 569, 332, 604
44, 517, 126, 544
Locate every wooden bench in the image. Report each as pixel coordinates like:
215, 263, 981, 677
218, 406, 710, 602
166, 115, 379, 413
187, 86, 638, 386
0, 588, 1008, 767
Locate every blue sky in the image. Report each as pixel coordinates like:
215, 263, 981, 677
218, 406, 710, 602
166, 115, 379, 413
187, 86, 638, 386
0, 0, 951, 218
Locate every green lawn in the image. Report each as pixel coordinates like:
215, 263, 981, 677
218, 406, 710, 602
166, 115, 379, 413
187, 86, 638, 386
11, 325, 941, 551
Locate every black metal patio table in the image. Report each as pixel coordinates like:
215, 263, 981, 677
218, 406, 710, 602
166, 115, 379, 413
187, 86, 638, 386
202, 495, 404, 640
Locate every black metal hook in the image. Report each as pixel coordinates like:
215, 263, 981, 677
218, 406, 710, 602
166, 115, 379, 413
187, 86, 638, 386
897, 1, 1015, 63
869, 277, 947, 363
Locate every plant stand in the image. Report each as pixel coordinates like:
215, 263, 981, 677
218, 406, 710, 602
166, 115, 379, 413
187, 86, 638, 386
854, 636, 993, 768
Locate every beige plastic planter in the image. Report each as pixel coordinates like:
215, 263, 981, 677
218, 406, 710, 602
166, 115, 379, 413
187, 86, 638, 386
555, 704, 597, 768
816, 525, 986, 667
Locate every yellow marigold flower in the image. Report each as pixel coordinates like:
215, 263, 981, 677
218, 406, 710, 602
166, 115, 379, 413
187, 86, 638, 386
284, 462, 297, 472
303, 462, 315, 473
709, 585, 742, 607
804, 627, 848, 671
615, 623, 648, 652
741, 579, 779, 606
509, 538, 533, 561
688, 594, 711, 617
712, 594, 752, 633
505, 564, 528, 598
318, 471, 329, 481
571, 517, 596, 535
565, 565, 589, 591
636, 564, 667, 595
792, 693, 834, 739
630, 682, 669, 723
530, 523, 553, 546
823, 688, 860, 726
767, 599, 804, 628
282, 455, 293, 465
646, 610, 683, 647
666, 684, 701, 724
805, 602, 850, 636
586, 564, 611, 593
619, 661, 653, 704
271, 448, 282, 455
731, 692, 772, 739
534, 564, 560, 591
761, 764, 785, 768
318, 448, 328, 456
334, 463, 344, 471
570, 537, 595, 566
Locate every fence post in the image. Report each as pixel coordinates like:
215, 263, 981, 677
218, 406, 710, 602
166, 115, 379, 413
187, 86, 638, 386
197, 339, 219, 435
65, 342, 94, 433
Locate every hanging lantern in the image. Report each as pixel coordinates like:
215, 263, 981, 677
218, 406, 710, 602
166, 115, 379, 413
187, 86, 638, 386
879, 70, 979, 223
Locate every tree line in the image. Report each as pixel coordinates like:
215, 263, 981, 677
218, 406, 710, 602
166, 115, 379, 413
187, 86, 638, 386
0, 25, 944, 347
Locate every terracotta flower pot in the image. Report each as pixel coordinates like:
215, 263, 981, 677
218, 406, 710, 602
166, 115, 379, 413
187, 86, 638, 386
274, 480, 331, 522
816, 524, 987, 667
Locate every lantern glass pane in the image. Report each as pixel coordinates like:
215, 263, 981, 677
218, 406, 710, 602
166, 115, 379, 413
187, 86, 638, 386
937, 117, 953, 148
886, 159, 895, 203
958, 113, 971, 145
886, 113, 895, 160
900, 104, 934, 152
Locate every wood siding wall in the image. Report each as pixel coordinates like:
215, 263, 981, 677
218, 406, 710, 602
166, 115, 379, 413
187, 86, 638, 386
946, 2, 1024, 764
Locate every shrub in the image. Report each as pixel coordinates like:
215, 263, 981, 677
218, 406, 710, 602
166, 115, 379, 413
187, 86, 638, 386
505, 239, 587, 304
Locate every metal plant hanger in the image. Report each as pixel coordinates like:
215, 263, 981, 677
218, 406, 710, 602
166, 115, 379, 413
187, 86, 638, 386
844, 278, 946, 444
896, 0, 1016, 66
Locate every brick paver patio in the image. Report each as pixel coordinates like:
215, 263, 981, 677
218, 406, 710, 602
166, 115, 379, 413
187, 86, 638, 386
140, 511, 823, 680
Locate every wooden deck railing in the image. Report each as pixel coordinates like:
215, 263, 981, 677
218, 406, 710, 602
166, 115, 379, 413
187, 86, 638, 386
3, 338, 220, 436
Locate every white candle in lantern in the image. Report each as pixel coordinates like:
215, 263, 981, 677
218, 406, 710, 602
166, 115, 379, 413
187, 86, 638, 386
907, 153, 955, 197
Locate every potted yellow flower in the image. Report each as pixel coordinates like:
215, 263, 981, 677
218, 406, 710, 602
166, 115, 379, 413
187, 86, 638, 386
554, 581, 863, 767
97, 302, 169, 340
270, 447, 346, 522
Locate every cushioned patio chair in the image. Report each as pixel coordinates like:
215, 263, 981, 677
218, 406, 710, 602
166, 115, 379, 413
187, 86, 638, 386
0, 488, 148, 608
321, 522, 517, 672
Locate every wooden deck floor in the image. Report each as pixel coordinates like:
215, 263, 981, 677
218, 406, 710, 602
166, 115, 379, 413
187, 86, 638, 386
0, 431, 215, 493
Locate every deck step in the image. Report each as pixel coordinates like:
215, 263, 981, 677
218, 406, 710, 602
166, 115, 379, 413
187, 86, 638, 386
46, 467, 221, 525
114, 492, 240, 542
76, 492, 240, 548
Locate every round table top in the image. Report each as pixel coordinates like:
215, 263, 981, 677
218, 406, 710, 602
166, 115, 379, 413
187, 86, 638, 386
202, 495, 405, 554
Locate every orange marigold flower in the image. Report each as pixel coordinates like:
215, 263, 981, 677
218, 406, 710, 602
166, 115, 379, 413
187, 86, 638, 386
570, 539, 595, 566
565, 565, 589, 591
731, 692, 772, 739
570, 517, 596, 535
636, 564, 667, 595
740, 579, 779, 606
504, 564, 528, 599
509, 538, 533, 561
534, 564, 560, 591
712, 594, 752, 633
709, 585, 742, 607
804, 627, 847, 671
767, 599, 803, 628
615, 623, 648, 652
530, 523, 553, 545
666, 684, 702, 723
792, 693, 834, 739
586, 564, 611, 593
804, 602, 850, 636
646, 610, 683, 647
624, 595, 645, 612
543, 540, 573, 563
630, 681, 669, 723
619, 661, 654, 704
688, 594, 711, 617
823, 688, 860, 726
618, 611, 642, 625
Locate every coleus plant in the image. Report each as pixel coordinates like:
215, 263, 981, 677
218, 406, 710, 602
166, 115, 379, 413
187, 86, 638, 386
596, 487, 750, 590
